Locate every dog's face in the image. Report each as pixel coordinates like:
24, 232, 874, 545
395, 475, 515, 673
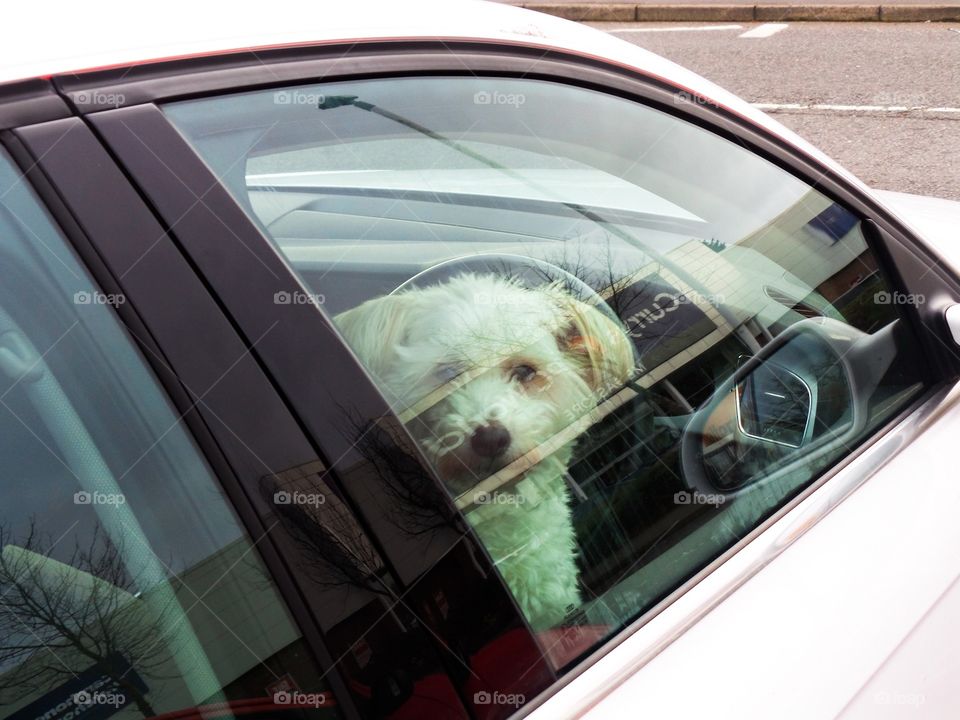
336, 274, 636, 495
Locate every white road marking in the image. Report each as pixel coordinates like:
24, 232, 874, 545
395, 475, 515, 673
753, 102, 960, 114
739, 23, 789, 38
611, 25, 743, 34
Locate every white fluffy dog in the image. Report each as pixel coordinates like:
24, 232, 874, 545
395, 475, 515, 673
335, 273, 635, 630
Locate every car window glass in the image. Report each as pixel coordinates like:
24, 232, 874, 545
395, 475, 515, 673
0, 150, 338, 719
164, 76, 927, 712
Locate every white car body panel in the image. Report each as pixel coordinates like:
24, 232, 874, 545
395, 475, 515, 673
839, 570, 960, 719
872, 190, 960, 276
4, 2, 959, 717
531, 383, 960, 719
622, 394, 958, 718
600, 395, 959, 719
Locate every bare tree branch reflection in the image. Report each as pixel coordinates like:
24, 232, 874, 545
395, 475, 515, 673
0, 520, 177, 717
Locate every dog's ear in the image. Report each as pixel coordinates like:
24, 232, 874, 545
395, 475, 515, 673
334, 292, 420, 376
553, 293, 636, 395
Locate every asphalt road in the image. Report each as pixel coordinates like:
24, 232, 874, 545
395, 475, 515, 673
590, 21, 960, 200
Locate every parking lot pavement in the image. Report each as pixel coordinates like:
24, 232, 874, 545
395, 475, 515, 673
590, 21, 960, 200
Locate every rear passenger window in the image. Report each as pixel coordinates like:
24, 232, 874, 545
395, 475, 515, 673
164, 75, 927, 709
0, 150, 337, 719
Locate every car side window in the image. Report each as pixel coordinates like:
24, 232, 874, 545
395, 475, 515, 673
163, 75, 927, 696
0, 150, 337, 719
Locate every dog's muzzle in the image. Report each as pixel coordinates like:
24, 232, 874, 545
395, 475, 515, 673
470, 422, 511, 458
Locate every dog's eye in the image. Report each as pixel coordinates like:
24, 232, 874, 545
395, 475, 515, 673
510, 364, 537, 383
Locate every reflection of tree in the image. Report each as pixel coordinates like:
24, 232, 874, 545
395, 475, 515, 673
0, 520, 174, 717
532, 233, 675, 335
261, 468, 391, 597
354, 416, 464, 538
259, 411, 469, 605
258, 432, 411, 598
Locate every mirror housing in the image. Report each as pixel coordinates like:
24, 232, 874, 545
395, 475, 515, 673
682, 317, 899, 497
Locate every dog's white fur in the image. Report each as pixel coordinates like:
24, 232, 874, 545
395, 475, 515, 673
336, 273, 635, 630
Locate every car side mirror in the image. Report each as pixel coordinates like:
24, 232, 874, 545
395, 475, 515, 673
682, 317, 899, 497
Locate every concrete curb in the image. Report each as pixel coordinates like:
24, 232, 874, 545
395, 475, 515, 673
519, 2, 960, 21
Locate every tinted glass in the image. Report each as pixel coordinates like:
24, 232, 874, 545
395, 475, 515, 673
165, 76, 927, 714
0, 150, 337, 720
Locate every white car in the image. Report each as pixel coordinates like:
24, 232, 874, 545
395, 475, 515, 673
1, 2, 958, 719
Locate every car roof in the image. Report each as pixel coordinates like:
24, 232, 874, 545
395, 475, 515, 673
0, 0, 858, 190
0, 0, 587, 84
0, 1, 714, 101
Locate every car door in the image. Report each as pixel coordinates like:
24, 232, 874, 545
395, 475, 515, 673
15, 38, 960, 719
0, 89, 500, 719
0, 108, 353, 717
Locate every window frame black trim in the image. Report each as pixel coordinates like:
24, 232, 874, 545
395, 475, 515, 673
0, 78, 71, 130
1, 120, 365, 720
10, 108, 539, 719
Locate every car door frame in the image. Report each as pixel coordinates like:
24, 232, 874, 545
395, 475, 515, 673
3, 78, 554, 720
15, 38, 960, 716
0, 83, 444, 719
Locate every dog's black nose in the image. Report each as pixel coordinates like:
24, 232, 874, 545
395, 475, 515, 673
470, 423, 511, 458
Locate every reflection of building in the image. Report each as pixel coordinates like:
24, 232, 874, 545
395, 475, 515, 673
609, 190, 882, 389
1, 537, 322, 719
737, 191, 873, 294
606, 245, 742, 387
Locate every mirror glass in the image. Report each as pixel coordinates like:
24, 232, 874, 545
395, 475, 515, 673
737, 362, 813, 447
